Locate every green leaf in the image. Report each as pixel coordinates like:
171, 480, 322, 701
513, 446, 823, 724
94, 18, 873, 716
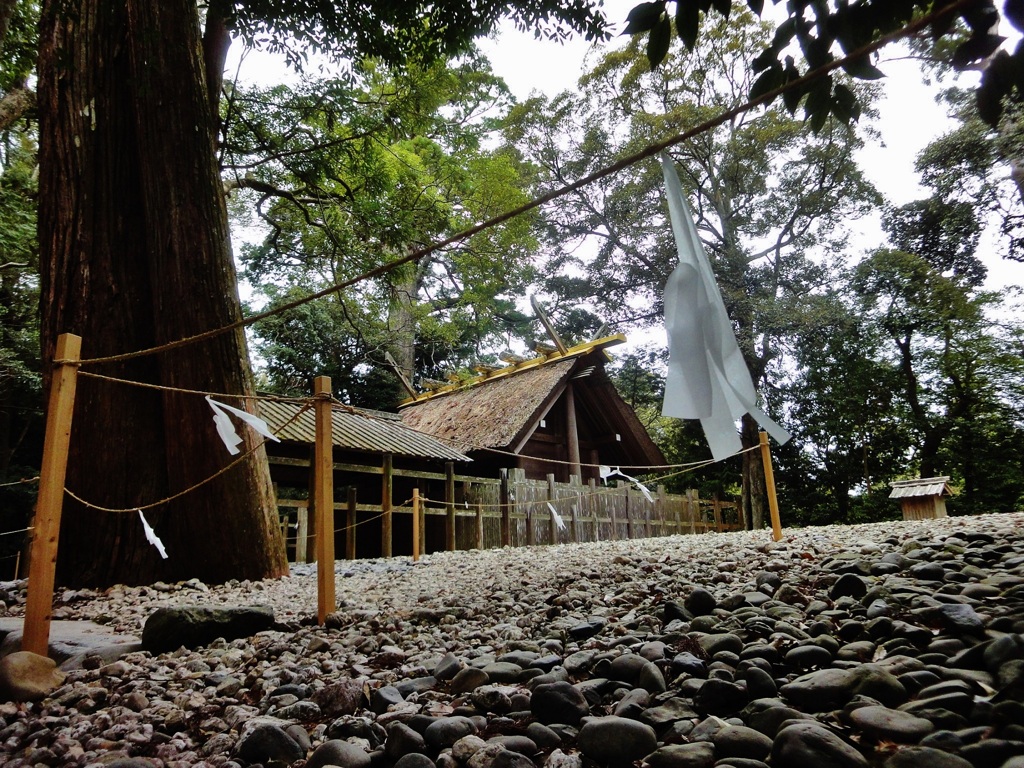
675, 1, 700, 50
749, 63, 784, 101
711, 0, 731, 18
647, 14, 672, 67
952, 33, 1006, 70
623, 2, 666, 35
831, 83, 860, 123
781, 58, 804, 115
841, 55, 885, 81
1007, 0, 1024, 33
752, 47, 778, 74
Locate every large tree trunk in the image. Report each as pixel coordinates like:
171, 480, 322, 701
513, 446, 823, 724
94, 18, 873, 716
38, 0, 287, 586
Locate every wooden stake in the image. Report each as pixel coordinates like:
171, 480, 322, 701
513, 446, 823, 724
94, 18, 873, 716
381, 453, 393, 557
475, 502, 484, 550
24, 332, 81, 657
346, 487, 357, 561
314, 376, 335, 624
412, 488, 420, 562
445, 462, 456, 552
759, 431, 783, 542
295, 504, 308, 564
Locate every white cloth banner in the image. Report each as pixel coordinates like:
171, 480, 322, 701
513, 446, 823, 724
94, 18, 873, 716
206, 396, 280, 455
659, 153, 790, 460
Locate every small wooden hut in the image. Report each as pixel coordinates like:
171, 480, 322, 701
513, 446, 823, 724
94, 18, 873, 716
399, 334, 665, 482
888, 476, 954, 520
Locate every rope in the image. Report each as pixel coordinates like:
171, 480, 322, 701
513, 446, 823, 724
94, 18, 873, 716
76, 371, 310, 405
63, 402, 312, 513
0, 526, 33, 538
0, 476, 39, 488
417, 451, 752, 513
61, 0, 973, 369
468, 443, 761, 473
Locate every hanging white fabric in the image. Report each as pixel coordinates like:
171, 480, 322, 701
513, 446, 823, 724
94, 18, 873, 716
138, 511, 168, 559
659, 152, 790, 460
206, 396, 280, 455
599, 465, 655, 503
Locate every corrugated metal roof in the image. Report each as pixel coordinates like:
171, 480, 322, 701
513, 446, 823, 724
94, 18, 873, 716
258, 400, 470, 462
889, 476, 953, 499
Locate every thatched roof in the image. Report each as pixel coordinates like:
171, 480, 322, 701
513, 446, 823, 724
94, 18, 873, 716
399, 359, 576, 453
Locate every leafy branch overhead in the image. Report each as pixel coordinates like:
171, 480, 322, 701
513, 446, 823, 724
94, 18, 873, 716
624, 0, 1023, 129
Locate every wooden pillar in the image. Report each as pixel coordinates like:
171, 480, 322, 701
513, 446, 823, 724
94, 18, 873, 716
759, 431, 783, 541
313, 376, 335, 625
306, 445, 317, 562
565, 384, 581, 479
445, 462, 456, 552
475, 502, 484, 550
23, 333, 81, 657
412, 488, 420, 562
499, 468, 511, 547
588, 477, 598, 542
547, 473, 558, 545
345, 488, 357, 561
381, 453, 393, 557
295, 504, 308, 564
419, 485, 426, 556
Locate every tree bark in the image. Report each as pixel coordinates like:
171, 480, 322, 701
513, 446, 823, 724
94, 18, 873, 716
38, 0, 287, 586
741, 415, 767, 530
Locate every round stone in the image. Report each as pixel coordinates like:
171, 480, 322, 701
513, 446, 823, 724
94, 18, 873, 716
771, 721, 869, 768
531, 681, 590, 725
577, 716, 658, 765
849, 705, 934, 743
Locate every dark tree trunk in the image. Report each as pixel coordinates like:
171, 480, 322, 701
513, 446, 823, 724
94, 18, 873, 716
740, 415, 767, 530
38, 0, 287, 586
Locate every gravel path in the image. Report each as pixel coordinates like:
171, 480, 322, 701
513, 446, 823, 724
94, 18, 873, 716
1, 512, 1022, 768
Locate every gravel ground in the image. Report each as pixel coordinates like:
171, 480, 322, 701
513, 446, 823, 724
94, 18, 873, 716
0, 512, 1022, 768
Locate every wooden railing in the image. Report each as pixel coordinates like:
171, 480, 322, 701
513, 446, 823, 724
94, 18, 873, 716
272, 457, 742, 561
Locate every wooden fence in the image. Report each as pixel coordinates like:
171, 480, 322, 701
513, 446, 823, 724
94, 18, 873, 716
273, 459, 742, 562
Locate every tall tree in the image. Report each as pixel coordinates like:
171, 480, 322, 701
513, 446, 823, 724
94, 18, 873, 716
35, 0, 610, 586
506, 10, 879, 528
228, 56, 540, 393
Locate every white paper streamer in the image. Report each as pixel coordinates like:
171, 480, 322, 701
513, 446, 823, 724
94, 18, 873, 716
546, 502, 566, 530
206, 396, 280, 455
602, 467, 655, 503
138, 511, 168, 559
659, 153, 790, 460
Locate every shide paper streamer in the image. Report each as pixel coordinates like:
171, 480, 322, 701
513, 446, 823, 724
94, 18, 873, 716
206, 396, 280, 455
138, 511, 168, 559
659, 153, 790, 460
546, 502, 566, 530
600, 465, 655, 503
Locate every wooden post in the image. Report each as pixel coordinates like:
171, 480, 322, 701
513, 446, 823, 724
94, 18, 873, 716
547, 473, 558, 545
589, 478, 598, 542
346, 487, 357, 561
419, 486, 426, 556
306, 445, 317, 562
475, 503, 484, 550
760, 431, 783, 541
23, 333, 81, 657
713, 494, 724, 532
499, 469, 511, 547
565, 384, 581, 479
295, 505, 308, 564
313, 376, 336, 625
625, 486, 635, 539
608, 485, 618, 541
412, 488, 420, 562
445, 462, 456, 552
381, 453, 393, 557
657, 485, 667, 537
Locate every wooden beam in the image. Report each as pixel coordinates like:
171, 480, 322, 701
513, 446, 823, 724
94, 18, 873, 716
530, 295, 568, 354
412, 488, 420, 562
383, 351, 418, 399
23, 333, 81, 657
